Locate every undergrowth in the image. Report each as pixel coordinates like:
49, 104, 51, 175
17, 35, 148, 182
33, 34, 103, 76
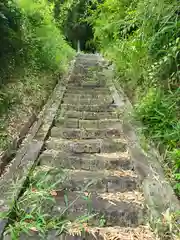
87, 0, 180, 199
0, 0, 75, 151
0, 69, 58, 151
1, 166, 95, 239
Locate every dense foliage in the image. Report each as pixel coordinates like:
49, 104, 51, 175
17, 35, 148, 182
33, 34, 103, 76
88, 0, 180, 196
0, 0, 74, 149
54, 0, 96, 51
0, 0, 22, 84
0, 0, 74, 82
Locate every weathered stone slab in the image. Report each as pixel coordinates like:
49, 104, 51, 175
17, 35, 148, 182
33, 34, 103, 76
39, 150, 132, 171
50, 127, 123, 139
46, 138, 101, 153
62, 97, 112, 105
48, 192, 144, 227
63, 111, 83, 119
81, 127, 123, 139
68, 78, 106, 88
3, 227, 156, 240
61, 103, 117, 112
65, 87, 109, 95
46, 138, 127, 154
51, 128, 81, 139
56, 118, 79, 128
62, 96, 80, 103
59, 170, 138, 193
101, 139, 127, 153
83, 111, 118, 120
63, 93, 110, 99
79, 119, 121, 129
63, 111, 118, 120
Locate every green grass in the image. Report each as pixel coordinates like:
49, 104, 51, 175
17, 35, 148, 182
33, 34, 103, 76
2, 166, 96, 239
87, 0, 180, 199
134, 87, 180, 197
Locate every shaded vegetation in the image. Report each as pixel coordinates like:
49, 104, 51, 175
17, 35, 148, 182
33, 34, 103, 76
87, 0, 180, 197
54, 0, 96, 51
0, 0, 74, 150
1, 166, 94, 239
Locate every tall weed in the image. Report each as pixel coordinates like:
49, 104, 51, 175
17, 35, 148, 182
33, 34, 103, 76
89, 0, 180, 197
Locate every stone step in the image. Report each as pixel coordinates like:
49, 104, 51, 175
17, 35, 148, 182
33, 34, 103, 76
44, 191, 144, 227
46, 138, 127, 154
68, 72, 105, 81
63, 111, 118, 120
67, 226, 155, 240
29, 166, 138, 194
77, 57, 103, 62
70, 72, 103, 80
50, 127, 123, 139
77, 53, 101, 59
55, 118, 121, 129
3, 226, 155, 240
3, 54, 157, 240
74, 60, 101, 67
55, 118, 79, 128
71, 67, 105, 75
79, 119, 121, 129
72, 65, 100, 72
59, 170, 138, 193
65, 87, 109, 94
75, 61, 104, 67
68, 76, 106, 88
32, 167, 138, 194
61, 103, 117, 112
39, 150, 132, 171
63, 93, 110, 100
74, 61, 101, 67
68, 82, 106, 88
62, 97, 113, 105
76, 56, 100, 60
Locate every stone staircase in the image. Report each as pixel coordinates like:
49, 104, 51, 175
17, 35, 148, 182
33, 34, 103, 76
35, 54, 155, 239
2, 53, 180, 240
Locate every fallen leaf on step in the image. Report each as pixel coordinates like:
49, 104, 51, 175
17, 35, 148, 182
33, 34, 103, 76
30, 227, 38, 232
50, 190, 58, 196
